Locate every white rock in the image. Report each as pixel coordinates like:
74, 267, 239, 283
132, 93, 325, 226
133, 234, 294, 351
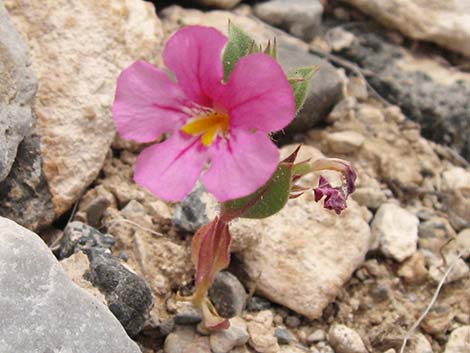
5, 0, 163, 216
0, 217, 140, 353
327, 324, 367, 353
210, 317, 249, 353
445, 326, 470, 353
194, 0, 241, 9
371, 203, 419, 262
254, 0, 323, 41
341, 0, 470, 57
442, 167, 470, 191
326, 131, 365, 154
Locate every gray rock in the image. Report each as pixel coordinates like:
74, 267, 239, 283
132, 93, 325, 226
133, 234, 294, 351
247, 296, 272, 312
60, 221, 115, 259
173, 184, 209, 233
209, 271, 247, 318
254, 0, 323, 41
0, 216, 141, 353
285, 315, 301, 328
278, 41, 342, 136
336, 27, 470, 160
0, 2, 36, 182
274, 327, 294, 345
87, 252, 153, 337
174, 302, 202, 325
210, 317, 249, 353
0, 134, 54, 230
164, 326, 211, 353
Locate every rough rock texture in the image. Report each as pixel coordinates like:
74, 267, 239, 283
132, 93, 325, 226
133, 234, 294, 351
209, 271, 247, 318
371, 203, 419, 262
0, 216, 141, 353
445, 326, 470, 353
254, 0, 323, 41
0, 135, 54, 230
233, 146, 371, 319
334, 27, 470, 160
160, 5, 342, 135
210, 317, 249, 353
87, 252, 154, 337
4, 0, 164, 216
341, 0, 470, 57
327, 324, 367, 353
0, 2, 36, 182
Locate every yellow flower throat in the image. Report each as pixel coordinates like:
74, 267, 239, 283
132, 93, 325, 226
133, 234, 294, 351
182, 111, 229, 146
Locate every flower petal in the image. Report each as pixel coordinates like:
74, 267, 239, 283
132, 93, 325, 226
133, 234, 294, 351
202, 130, 279, 201
163, 26, 227, 107
219, 53, 296, 132
113, 60, 189, 142
134, 133, 207, 201
313, 176, 347, 215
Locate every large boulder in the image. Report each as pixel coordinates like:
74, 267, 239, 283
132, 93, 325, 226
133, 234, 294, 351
3, 0, 164, 224
0, 216, 141, 353
341, 0, 470, 57
0, 2, 36, 182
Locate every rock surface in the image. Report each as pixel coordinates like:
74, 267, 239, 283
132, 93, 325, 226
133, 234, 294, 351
0, 216, 141, 353
0, 134, 54, 229
234, 146, 371, 319
194, 0, 241, 9
209, 271, 247, 318
210, 317, 249, 353
0, 2, 36, 182
334, 27, 470, 160
161, 5, 342, 136
4, 0, 164, 217
87, 252, 154, 337
371, 203, 419, 262
341, 0, 470, 57
444, 326, 470, 353
254, 0, 323, 41
327, 324, 367, 353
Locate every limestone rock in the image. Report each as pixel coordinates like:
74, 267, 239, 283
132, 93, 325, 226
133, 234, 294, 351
0, 216, 141, 353
341, 0, 470, 57
234, 146, 371, 319
0, 2, 36, 182
210, 317, 249, 353
164, 326, 211, 353
246, 310, 279, 353
160, 6, 342, 135
326, 131, 365, 154
254, 0, 323, 41
445, 326, 470, 353
327, 324, 367, 353
5, 0, 164, 217
371, 203, 419, 262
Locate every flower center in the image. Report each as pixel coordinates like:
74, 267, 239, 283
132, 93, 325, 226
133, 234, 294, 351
181, 111, 229, 146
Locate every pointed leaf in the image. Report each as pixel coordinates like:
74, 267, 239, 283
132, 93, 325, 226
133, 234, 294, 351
223, 22, 256, 81
288, 66, 318, 113
222, 162, 294, 219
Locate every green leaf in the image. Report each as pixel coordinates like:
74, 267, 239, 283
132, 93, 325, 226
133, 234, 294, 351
223, 22, 256, 81
222, 163, 294, 219
288, 66, 318, 113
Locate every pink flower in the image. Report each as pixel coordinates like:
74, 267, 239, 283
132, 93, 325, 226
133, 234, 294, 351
113, 26, 296, 202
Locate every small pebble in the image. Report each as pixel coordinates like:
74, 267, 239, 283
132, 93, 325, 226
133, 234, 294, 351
307, 329, 326, 344
247, 296, 272, 312
274, 327, 293, 345
285, 315, 301, 328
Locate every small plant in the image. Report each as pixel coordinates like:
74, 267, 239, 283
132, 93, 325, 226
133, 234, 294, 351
113, 23, 356, 330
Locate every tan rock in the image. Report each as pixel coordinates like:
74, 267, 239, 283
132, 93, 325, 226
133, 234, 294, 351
445, 326, 470, 353
326, 131, 365, 154
327, 324, 367, 353
341, 0, 470, 57
60, 252, 106, 304
397, 251, 427, 284
5, 0, 164, 216
246, 311, 279, 353
235, 146, 371, 320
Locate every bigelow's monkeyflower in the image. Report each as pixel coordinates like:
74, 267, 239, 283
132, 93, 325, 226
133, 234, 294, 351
113, 23, 357, 330
113, 26, 296, 202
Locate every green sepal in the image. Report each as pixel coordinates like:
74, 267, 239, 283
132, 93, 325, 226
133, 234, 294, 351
221, 147, 300, 220
288, 66, 318, 113
223, 22, 256, 81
